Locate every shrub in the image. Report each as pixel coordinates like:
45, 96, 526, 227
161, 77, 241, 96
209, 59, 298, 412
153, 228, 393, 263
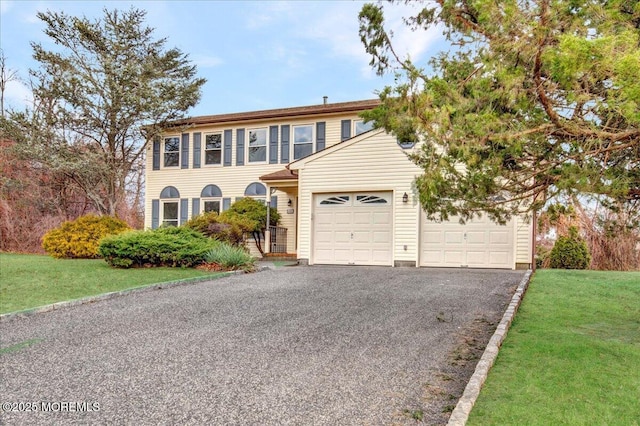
205, 243, 255, 270
98, 226, 219, 268
184, 211, 255, 246
220, 197, 280, 232
42, 215, 130, 259
549, 226, 591, 269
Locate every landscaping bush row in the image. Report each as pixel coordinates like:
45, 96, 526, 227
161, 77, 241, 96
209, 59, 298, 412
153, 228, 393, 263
98, 227, 220, 268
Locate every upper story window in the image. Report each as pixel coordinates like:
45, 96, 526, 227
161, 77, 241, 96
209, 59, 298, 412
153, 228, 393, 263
164, 136, 180, 167
248, 128, 267, 163
205, 133, 222, 165
354, 120, 374, 136
293, 125, 313, 160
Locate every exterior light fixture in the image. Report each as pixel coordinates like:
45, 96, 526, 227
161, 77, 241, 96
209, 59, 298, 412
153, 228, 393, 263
402, 192, 409, 203
287, 199, 292, 207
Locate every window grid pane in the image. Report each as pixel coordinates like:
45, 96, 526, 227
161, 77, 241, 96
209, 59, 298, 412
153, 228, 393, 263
205, 134, 222, 165
163, 202, 179, 226
164, 137, 180, 167
248, 129, 267, 163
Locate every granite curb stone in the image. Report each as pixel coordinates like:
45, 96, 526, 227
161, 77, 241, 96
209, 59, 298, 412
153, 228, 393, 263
447, 269, 533, 425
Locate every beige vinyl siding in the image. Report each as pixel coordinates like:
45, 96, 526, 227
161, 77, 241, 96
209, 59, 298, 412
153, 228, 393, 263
145, 111, 365, 242
293, 131, 422, 264
515, 214, 533, 264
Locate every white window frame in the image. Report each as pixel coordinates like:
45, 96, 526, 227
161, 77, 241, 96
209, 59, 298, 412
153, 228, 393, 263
162, 201, 179, 227
354, 120, 374, 136
204, 133, 222, 166
163, 136, 180, 168
247, 127, 268, 163
293, 124, 314, 160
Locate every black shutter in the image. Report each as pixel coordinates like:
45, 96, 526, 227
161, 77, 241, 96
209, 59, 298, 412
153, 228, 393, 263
151, 199, 159, 229
341, 119, 351, 141
193, 133, 201, 168
269, 125, 278, 164
152, 137, 160, 170
236, 129, 245, 166
280, 125, 290, 163
181, 133, 189, 169
316, 122, 326, 151
224, 129, 232, 166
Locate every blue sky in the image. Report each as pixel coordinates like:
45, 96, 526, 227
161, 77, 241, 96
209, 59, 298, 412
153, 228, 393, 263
0, 0, 444, 117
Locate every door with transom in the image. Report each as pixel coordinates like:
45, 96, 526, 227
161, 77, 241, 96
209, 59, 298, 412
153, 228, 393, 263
313, 192, 393, 266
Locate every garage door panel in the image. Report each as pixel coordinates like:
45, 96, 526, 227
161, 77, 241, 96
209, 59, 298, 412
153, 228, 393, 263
315, 231, 333, 243
489, 230, 509, 245
372, 211, 391, 224
334, 231, 352, 243
423, 231, 443, 244
372, 230, 390, 243
334, 212, 353, 225
315, 212, 335, 226
488, 251, 510, 266
444, 251, 465, 265
444, 231, 464, 244
353, 212, 372, 225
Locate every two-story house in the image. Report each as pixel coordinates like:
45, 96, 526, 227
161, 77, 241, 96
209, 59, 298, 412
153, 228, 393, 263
145, 98, 533, 269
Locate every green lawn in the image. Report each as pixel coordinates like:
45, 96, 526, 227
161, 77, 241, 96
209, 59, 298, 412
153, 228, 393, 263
468, 269, 640, 425
0, 253, 224, 314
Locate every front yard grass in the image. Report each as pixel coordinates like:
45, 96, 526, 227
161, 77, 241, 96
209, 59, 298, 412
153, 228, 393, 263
0, 253, 224, 314
468, 269, 640, 425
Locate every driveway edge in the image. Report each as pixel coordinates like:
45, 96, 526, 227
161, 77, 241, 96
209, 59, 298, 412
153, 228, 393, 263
0, 267, 269, 323
447, 269, 533, 426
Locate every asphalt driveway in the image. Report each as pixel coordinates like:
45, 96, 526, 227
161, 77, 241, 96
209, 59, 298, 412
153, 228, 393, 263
0, 266, 525, 425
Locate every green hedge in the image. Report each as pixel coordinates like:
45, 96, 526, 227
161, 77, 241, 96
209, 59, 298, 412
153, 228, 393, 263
98, 227, 219, 268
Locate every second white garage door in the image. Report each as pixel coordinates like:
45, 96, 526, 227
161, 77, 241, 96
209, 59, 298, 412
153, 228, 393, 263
313, 192, 393, 266
420, 214, 514, 269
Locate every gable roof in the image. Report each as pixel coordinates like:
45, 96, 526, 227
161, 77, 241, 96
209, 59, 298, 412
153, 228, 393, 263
170, 99, 380, 127
288, 129, 386, 170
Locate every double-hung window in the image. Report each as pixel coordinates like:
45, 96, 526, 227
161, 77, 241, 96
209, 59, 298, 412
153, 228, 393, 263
162, 202, 179, 226
293, 125, 313, 160
248, 128, 267, 163
164, 136, 180, 167
205, 133, 222, 165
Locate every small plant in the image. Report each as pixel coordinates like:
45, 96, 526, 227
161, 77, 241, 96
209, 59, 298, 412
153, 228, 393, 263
402, 409, 424, 421
42, 215, 130, 259
98, 226, 219, 268
205, 243, 255, 271
549, 226, 591, 269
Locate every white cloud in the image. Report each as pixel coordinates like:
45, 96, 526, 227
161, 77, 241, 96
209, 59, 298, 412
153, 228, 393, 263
3, 80, 33, 111
0, 0, 13, 15
193, 54, 223, 69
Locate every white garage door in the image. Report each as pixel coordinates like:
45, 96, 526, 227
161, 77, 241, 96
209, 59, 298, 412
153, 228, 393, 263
313, 192, 393, 266
420, 213, 514, 269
